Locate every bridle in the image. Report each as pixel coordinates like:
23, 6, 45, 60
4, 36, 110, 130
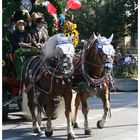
81, 36, 114, 87
86, 38, 114, 72
43, 55, 74, 79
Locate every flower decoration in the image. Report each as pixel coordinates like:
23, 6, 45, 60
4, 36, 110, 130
63, 20, 79, 47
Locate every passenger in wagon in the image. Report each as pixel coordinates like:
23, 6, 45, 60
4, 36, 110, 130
30, 16, 48, 49
9, 19, 41, 81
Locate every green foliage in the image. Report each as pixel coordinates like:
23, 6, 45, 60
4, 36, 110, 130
113, 56, 138, 78
3, 0, 138, 50
69, 0, 137, 47
3, 0, 21, 54
114, 64, 138, 78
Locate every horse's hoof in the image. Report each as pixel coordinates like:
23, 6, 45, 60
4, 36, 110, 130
67, 133, 75, 140
97, 120, 105, 129
85, 129, 92, 135
33, 128, 42, 133
73, 122, 79, 128
45, 130, 53, 137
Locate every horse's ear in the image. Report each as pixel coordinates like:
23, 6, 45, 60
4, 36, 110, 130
98, 34, 101, 38
97, 34, 101, 43
69, 34, 74, 43
93, 32, 97, 39
107, 34, 114, 44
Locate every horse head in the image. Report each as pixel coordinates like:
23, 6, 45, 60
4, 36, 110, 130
42, 33, 75, 77
84, 33, 115, 77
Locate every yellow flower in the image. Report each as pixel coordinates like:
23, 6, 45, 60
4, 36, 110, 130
63, 21, 79, 47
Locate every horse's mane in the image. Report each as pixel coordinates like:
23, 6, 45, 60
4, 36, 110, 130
42, 33, 75, 61
42, 34, 58, 59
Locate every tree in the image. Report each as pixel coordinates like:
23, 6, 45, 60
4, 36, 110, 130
69, 0, 137, 47
125, 0, 138, 33
3, 0, 137, 49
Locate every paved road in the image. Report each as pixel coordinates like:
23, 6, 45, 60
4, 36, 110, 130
3, 91, 138, 140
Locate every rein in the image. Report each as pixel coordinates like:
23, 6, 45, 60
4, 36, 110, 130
24, 54, 74, 95
44, 60, 64, 79
44, 59, 74, 79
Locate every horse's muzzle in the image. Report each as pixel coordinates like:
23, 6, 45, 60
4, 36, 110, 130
59, 57, 74, 76
104, 57, 114, 73
63, 62, 74, 75
104, 62, 113, 69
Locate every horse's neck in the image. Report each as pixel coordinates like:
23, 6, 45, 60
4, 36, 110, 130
85, 47, 103, 78
73, 54, 83, 80
74, 53, 82, 70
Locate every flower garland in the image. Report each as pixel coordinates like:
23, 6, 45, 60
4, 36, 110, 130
63, 20, 79, 47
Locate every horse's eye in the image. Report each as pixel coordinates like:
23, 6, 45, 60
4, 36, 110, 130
100, 49, 104, 54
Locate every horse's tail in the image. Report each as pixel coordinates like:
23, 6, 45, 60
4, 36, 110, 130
22, 86, 32, 121
20, 62, 32, 121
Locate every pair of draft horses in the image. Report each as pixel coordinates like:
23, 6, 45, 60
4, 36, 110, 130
21, 32, 115, 139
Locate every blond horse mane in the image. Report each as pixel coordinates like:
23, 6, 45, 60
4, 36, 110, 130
42, 34, 58, 59
42, 33, 75, 60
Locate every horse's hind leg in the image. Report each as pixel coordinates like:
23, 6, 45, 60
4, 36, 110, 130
97, 88, 111, 129
80, 89, 92, 135
44, 100, 53, 137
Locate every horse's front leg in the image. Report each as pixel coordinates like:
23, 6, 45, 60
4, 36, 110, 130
64, 91, 75, 140
44, 99, 53, 137
97, 87, 111, 129
28, 105, 42, 133
80, 89, 92, 135
37, 108, 42, 128
27, 93, 41, 134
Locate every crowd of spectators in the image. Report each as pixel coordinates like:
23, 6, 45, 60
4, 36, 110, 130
5, 0, 64, 80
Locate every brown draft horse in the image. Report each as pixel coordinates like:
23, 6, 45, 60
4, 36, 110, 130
72, 33, 115, 134
21, 34, 76, 139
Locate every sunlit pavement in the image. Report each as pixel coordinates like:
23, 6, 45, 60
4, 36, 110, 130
3, 91, 138, 140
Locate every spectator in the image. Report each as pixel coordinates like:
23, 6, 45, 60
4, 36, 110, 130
10, 20, 32, 57
30, 16, 48, 49
8, 10, 29, 34
124, 55, 132, 64
31, 0, 65, 35
23, 10, 48, 33
9, 19, 40, 81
